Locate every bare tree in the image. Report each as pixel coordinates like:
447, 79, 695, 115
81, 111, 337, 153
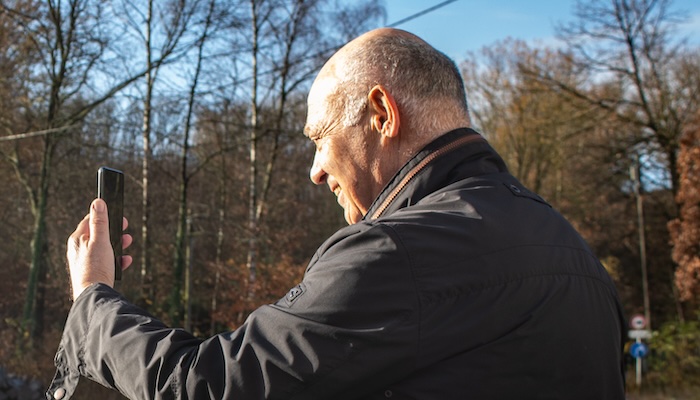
0, 0, 158, 341
526, 0, 700, 200
0, 0, 199, 341
114, 0, 197, 305
140, 0, 156, 306
462, 39, 601, 199
170, 0, 217, 328
240, 0, 384, 302
245, 0, 263, 299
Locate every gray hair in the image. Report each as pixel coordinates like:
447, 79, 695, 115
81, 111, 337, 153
336, 34, 470, 130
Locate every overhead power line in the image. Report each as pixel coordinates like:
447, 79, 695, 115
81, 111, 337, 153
387, 0, 459, 28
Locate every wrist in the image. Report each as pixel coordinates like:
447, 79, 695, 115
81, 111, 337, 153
72, 278, 111, 301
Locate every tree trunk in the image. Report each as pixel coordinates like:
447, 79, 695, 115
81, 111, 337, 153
246, 0, 260, 300
210, 100, 229, 335
22, 137, 51, 341
171, 0, 213, 328
140, 0, 154, 306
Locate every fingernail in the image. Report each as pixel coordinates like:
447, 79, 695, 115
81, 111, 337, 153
93, 199, 105, 212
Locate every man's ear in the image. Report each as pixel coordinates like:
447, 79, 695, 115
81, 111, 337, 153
368, 85, 400, 139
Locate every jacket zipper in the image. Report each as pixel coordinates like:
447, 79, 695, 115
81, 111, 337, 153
370, 134, 485, 220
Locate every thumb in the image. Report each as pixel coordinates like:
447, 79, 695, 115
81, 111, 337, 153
89, 198, 111, 244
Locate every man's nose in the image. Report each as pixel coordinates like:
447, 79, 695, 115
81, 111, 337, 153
309, 151, 327, 185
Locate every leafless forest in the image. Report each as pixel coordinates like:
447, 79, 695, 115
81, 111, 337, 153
0, 0, 698, 397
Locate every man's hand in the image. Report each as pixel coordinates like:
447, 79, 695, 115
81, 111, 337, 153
67, 198, 133, 301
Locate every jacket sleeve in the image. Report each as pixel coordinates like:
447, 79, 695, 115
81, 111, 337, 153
47, 223, 420, 400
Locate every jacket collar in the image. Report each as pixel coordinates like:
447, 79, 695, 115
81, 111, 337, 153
364, 128, 508, 221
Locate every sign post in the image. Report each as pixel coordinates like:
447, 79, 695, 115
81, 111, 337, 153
628, 314, 650, 387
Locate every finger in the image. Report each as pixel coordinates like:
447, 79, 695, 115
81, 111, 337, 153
122, 233, 133, 250
122, 217, 129, 230
121, 255, 133, 270
68, 213, 91, 248
89, 199, 110, 244
74, 213, 90, 235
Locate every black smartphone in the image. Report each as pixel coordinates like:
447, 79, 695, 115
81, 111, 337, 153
97, 167, 124, 281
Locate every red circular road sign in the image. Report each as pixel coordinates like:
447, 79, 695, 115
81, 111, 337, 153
630, 314, 647, 330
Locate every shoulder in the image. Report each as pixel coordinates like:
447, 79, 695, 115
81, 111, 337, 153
278, 221, 419, 329
309, 222, 408, 271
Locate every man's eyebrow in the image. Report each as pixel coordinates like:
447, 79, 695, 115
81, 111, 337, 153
303, 126, 316, 139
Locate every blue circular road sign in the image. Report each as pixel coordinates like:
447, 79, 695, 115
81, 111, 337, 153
630, 342, 649, 359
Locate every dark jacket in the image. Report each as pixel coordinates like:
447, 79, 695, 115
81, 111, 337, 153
48, 128, 626, 399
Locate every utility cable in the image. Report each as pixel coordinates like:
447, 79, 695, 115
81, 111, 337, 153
387, 0, 459, 28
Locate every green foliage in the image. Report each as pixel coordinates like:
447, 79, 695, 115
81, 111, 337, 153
644, 318, 700, 389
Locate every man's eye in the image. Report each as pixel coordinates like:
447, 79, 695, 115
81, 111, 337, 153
310, 135, 324, 149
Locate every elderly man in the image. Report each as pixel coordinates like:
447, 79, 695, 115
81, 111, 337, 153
48, 28, 626, 399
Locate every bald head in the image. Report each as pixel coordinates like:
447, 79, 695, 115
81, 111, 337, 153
304, 29, 472, 223
313, 28, 471, 137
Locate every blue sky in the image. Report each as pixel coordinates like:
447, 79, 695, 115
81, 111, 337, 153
383, 0, 700, 60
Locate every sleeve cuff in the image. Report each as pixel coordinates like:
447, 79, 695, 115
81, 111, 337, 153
45, 283, 122, 399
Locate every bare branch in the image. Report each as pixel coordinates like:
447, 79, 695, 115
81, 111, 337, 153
0, 124, 80, 142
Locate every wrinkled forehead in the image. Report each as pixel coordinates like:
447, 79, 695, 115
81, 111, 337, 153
308, 74, 338, 109
305, 74, 340, 134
